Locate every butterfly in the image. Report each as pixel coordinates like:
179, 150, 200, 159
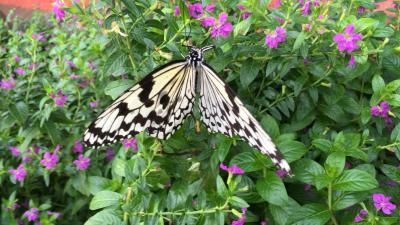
83, 45, 292, 175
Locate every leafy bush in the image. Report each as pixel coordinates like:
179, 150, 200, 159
1, 0, 400, 225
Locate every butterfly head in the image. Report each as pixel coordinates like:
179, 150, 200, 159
187, 45, 214, 66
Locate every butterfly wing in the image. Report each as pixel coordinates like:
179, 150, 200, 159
198, 63, 292, 175
84, 60, 196, 148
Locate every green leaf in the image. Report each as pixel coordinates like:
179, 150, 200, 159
372, 27, 394, 38
216, 175, 229, 198
112, 158, 126, 177
103, 50, 128, 76
292, 159, 330, 190
312, 139, 332, 152
228, 196, 249, 208
324, 152, 345, 178
256, 171, 288, 206
84, 209, 122, 225
260, 115, 280, 139
104, 80, 134, 99
372, 74, 385, 94
354, 18, 378, 32
293, 31, 306, 51
231, 152, 264, 172
234, 18, 251, 36
216, 137, 232, 161
380, 164, 400, 183
332, 192, 369, 210
20, 127, 40, 151
277, 140, 307, 162
44, 121, 61, 144
240, 59, 261, 86
287, 204, 331, 225
332, 169, 378, 191
9, 101, 29, 124
89, 191, 121, 210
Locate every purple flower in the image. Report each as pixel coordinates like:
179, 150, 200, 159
49, 91, 68, 106
1, 77, 16, 90
237, 4, 246, 10
173, 6, 180, 17
73, 154, 91, 170
23, 208, 39, 221
220, 163, 245, 174
260, 220, 268, 225
304, 183, 311, 190
354, 209, 368, 222
13, 54, 21, 62
242, 12, 252, 19
9, 164, 27, 182
123, 138, 138, 151
348, 55, 356, 67
89, 101, 98, 108
358, 6, 365, 14
231, 208, 247, 225
333, 24, 363, 53
53, 0, 65, 22
14, 67, 25, 76
370, 101, 390, 118
276, 169, 287, 178
73, 140, 83, 153
40, 151, 59, 170
205, 4, 215, 12
9, 146, 20, 157
88, 61, 97, 70
188, 3, 203, 19
210, 13, 233, 38
105, 148, 114, 161
32, 32, 46, 41
201, 16, 215, 27
47, 211, 61, 219
265, 27, 287, 49
302, 1, 311, 15
372, 193, 396, 215
65, 60, 76, 68
69, 74, 79, 79
275, 16, 285, 24
28, 63, 37, 70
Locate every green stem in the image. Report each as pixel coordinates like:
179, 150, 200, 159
25, 40, 38, 103
328, 183, 339, 225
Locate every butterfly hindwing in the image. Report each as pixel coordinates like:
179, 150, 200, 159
83, 60, 196, 148
198, 63, 291, 174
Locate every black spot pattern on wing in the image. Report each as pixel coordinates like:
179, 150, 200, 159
83, 60, 196, 148
198, 63, 292, 175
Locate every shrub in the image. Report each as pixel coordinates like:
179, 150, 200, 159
1, 0, 400, 225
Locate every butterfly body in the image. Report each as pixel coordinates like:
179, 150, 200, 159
84, 46, 292, 175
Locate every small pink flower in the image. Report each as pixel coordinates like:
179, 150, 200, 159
47, 211, 61, 219
105, 148, 114, 161
1, 77, 16, 90
173, 6, 180, 16
210, 13, 233, 38
201, 16, 215, 27
14, 67, 25, 76
123, 138, 138, 151
73, 140, 83, 153
237, 4, 246, 10
220, 163, 245, 174
65, 60, 76, 68
348, 55, 356, 67
242, 12, 251, 19
89, 101, 98, 108
13, 54, 21, 62
87, 61, 97, 70
205, 3, 215, 12
188, 3, 203, 19
265, 27, 287, 48
9, 164, 27, 182
32, 32, 46, 41
231, 208, 247, 225
276, 169, 287, 178
28, 63, 37, 70
9, 146, 21, 157
372, 193, 396, 215
354, 209, 367, 222
40, 151, 59, 170
23, 207, 39, 221
333, 24, 363, 53
49, 91, 68, 106
73, 154, 91, 170
53, 0, 65, 22
304, 183, 311, 190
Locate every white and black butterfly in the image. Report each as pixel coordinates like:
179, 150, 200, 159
83, 46, 292, 175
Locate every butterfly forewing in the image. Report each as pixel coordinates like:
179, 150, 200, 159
198, 63, 292, 175
83, 60, 196, 148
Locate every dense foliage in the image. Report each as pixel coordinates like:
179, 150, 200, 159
1, 0, 400, 225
